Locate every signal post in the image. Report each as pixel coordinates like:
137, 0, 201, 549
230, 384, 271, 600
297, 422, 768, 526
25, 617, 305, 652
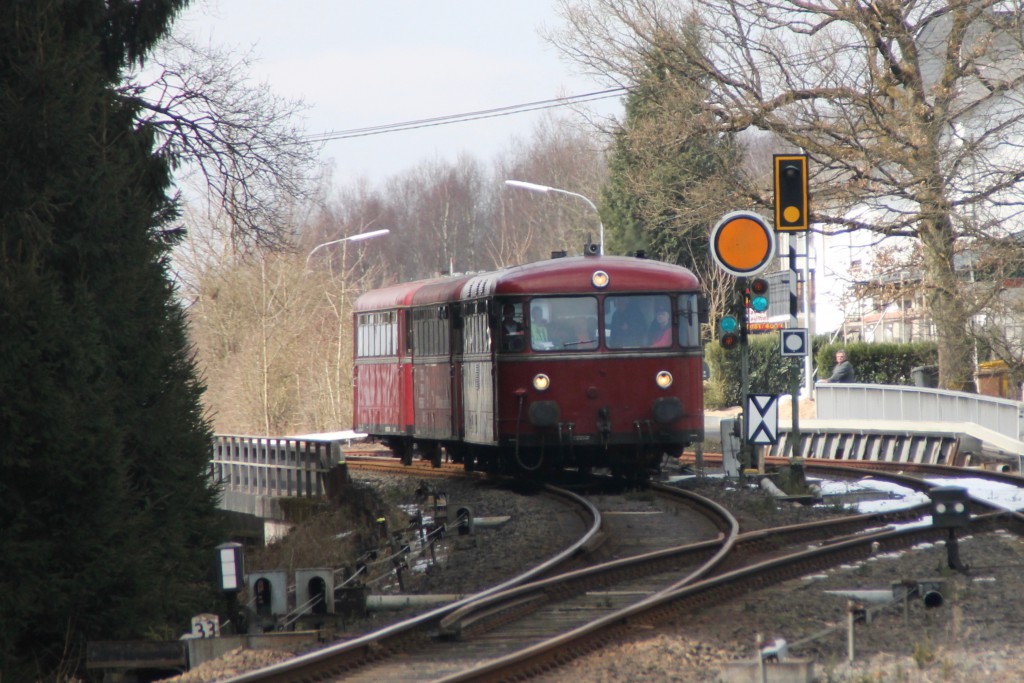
774, 154, 810, 459
710, 212, 777, 472
710, 155, 810, 471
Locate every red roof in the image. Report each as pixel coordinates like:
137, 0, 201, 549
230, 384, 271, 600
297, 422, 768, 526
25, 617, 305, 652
355, 256, 700, 312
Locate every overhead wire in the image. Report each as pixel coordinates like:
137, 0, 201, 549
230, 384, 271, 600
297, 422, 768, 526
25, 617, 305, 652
301, 87, 627, 143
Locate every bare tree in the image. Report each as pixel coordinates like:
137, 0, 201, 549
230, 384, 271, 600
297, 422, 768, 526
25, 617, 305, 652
127, 35, 323, 252
554, 0, 1024, 390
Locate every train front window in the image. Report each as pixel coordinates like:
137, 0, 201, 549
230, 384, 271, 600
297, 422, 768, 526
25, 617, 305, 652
605, 294, 674, 349
529, 297, 598, 351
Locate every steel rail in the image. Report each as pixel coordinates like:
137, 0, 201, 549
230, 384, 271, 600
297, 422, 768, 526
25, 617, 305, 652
219, 484, 601, 683
439, 506, 1023, 683
434, 467, 1024, 682
438, 484, 739, 639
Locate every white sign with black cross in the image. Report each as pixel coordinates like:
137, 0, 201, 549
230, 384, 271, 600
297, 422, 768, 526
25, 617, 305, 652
746, 394, 779, 445
780, 328, 808, 357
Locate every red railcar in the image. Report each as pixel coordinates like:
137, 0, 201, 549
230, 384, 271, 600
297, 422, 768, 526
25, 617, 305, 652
352, 252, 706, 475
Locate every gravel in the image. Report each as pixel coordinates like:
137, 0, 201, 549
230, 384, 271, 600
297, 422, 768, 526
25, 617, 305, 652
542, 478, 1024, 683
165, 470, 1024, 683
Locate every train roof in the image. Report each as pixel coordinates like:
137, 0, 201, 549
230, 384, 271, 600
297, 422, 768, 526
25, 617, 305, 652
354, 255, 699, 312
462, 255, 699, 298
353, 273, 471, 312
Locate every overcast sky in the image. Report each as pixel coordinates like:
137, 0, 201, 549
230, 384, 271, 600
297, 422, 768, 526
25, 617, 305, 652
173, 0, 621, 185
170, 1, 852, 334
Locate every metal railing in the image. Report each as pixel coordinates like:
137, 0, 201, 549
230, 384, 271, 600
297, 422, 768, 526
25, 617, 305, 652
816, 382, 1024, 444
211, 436, 344, 517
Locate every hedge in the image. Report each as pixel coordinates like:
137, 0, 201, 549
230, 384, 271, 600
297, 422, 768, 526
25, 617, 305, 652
704, 336, 938, 409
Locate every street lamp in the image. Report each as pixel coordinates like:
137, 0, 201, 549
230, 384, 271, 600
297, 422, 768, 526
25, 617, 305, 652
305, 228, 389, 428
306, 228, 391, 268
504, 180, 604, 255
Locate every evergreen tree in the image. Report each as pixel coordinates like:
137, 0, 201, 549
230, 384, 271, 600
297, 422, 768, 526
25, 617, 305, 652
0, 2, 223, 677
601, 26, 746, 269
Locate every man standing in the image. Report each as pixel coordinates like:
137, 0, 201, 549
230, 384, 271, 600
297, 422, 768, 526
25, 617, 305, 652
824, 350, 856, 383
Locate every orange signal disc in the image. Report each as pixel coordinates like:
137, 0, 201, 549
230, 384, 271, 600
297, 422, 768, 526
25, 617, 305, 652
710, 211, 776, 277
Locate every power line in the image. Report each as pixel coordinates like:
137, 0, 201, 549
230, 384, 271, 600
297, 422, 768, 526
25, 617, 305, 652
302, 87, 627, 143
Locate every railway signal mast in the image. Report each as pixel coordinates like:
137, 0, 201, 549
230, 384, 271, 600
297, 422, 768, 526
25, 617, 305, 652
709, 211, 777, 471
774, 154, 811, 459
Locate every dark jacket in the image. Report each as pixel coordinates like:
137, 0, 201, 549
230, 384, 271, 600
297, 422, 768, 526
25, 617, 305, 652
828, 360, 856, 383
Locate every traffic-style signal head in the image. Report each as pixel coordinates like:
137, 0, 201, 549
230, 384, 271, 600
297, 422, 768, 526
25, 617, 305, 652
748, 278, 769, 313
719, 314, 740, 349
774, 155, 809, 231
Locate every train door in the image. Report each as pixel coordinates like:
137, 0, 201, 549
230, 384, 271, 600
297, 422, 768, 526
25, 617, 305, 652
449, 302, 464, 442
460, 299, 496, 445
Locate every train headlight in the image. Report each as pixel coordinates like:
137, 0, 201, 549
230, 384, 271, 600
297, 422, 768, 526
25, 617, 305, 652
533, 373, 551, 391
655, 371, 673, 389
592, 270, 610, 288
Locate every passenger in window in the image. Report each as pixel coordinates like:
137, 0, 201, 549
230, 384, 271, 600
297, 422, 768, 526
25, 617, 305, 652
501, 304, 524, 351
531, 305, 553, 350
610, 302, 646, 348
648, 306, 672, 347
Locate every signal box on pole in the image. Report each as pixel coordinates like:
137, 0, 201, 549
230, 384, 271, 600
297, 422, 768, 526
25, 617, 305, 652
774, 155, 809, 232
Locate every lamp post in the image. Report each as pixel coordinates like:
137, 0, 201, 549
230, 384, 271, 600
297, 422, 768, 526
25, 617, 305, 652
504, 180, 604, 255
305, 228, 389, 427
305, 228, 391, 269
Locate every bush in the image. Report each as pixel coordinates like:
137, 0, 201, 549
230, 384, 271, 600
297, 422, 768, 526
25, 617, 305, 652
815, 340, 937, 385
705, 332, 803, 408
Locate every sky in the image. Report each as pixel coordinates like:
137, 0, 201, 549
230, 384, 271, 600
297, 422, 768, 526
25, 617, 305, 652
172, 0, 622, 185
169, 1, 850, 333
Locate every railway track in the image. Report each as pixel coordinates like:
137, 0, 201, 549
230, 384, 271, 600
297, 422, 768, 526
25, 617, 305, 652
219, 461, 1024, 683
437, 467, 1024, 682
346, 453, 469, 477
220, 482, 601, 683
219, 481, 737, 683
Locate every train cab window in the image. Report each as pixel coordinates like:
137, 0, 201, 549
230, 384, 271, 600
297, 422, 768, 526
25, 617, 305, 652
499, 302, 525, 352
605, 294, 674, 350
530, 297, 598, 351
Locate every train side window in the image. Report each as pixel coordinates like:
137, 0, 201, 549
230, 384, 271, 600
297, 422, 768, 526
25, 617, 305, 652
499, 302, 525, 352
461, 300, 490, 355
677, 294, 701, 348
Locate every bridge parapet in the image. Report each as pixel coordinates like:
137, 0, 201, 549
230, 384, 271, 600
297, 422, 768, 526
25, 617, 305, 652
816, 383, 1024, 444
211, 435, 345, 521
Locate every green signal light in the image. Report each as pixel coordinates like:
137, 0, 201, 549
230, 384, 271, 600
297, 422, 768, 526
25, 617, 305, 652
720, 315, 738, 333
750, 295, 769, 313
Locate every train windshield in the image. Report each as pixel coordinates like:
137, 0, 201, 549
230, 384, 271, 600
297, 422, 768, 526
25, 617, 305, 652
529, 297, 599, 351
527, 293, 701, 352
605, 293, 702, 350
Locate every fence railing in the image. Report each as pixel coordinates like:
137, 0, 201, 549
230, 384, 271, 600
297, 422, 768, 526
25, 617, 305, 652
816, 383, 1024, 443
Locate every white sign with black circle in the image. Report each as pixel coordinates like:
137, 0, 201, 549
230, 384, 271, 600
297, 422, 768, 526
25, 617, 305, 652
780, 328, 808, 357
